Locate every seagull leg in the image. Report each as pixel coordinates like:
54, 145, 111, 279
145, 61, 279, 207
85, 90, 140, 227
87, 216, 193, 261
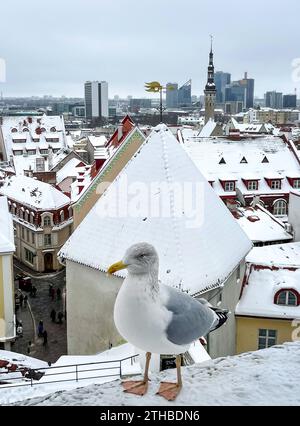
157, 355, 183, 401
122, 352, 151, 396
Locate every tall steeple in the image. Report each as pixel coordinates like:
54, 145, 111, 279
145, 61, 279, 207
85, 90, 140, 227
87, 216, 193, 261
204, 35, 216, 124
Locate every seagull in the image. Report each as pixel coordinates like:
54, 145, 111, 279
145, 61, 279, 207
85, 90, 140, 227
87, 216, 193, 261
107, 242, 229, 401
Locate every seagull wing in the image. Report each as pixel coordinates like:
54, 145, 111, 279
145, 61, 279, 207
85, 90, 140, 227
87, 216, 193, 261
163, 285, 216, 346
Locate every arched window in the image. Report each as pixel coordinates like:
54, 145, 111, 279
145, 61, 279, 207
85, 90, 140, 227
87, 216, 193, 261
273, 200, 287, 217
275, 290, 299, 306
43, 216, 51, 227
60, 210, 65, 222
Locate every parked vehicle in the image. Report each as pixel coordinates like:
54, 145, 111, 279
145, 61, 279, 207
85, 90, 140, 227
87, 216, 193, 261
19, 276, 32, 292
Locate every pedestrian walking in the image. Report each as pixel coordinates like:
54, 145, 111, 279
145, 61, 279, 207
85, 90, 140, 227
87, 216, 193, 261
56, 288, 61, 300
48, 284, 53, 297
42, 330, 48, 346
50, 287, 55, 301
50, 309, 56, 323
57, 311, 63, 324
38, 320, 44, 337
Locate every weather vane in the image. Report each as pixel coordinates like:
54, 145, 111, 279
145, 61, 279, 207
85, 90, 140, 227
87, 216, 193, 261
144, 82, 175, 123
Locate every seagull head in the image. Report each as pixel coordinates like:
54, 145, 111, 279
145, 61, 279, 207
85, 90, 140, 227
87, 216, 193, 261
107, 242, 159, 276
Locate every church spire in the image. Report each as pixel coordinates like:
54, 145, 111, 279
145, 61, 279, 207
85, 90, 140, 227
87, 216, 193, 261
204, 36, 216, 124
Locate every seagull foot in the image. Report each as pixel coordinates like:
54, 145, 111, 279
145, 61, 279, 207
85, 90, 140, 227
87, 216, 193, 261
122, 380, 148, 396
157, 382, 182, 401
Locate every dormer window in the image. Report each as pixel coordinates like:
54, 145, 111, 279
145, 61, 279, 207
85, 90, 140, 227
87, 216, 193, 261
11, 128, 18, 133
50, 127, 57, 132
271, 180, 282, 190
23, 128, 29, 132
294, 179, 300, 189
224, 182, 236, 192
240, 157, 248, 164
275, 290, 299, 306
248, 181, 258, 191
219, 158, 226, 165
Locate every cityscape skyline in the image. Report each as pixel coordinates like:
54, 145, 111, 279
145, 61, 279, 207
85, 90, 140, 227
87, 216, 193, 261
1, 0, 300, 99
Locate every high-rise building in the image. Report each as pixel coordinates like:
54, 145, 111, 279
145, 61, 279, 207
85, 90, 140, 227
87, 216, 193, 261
204, 40, 216, 124
166, 83, 179, 109
265, 91, 283, 109
178, 80, 192, 107
84, 81, 109, 120
283, 94, 297, 109
215, 71, 231, 103
225, 72, 254, 110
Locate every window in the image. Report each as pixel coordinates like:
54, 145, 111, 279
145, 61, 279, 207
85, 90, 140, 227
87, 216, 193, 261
276, 290, 298, 306
13, 150, 23, 156
224, 182, 235, 192
273, 200, 287, 216
21, 227, 25, 239
258, 329, 277, 350
219, 158, 226, 165
31, 232, 35, 245
60, 211, 65, 222
44, 234, 52, 246
43, 216, 51, 227
293, 179, 300, 189
240, 157, 248, 164
271, 180, 281, 190
25, 248, 34, 265
248, 181, 258, 191
40, 149, 49, 155
27, 150, 36, 155
26, 229, 30, 242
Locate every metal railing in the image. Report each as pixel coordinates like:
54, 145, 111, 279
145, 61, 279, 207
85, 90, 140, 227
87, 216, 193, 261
0, 354, 139, 389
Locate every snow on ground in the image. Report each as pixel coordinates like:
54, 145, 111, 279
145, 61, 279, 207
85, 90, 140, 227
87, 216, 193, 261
5, 342, 300, 406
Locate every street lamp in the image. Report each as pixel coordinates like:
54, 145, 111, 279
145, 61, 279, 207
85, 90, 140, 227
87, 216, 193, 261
144, 82, 176, 123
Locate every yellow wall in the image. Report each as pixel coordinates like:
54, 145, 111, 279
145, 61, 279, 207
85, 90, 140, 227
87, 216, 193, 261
236, 316, 295, 354
0, 256, 3, 319
73, 130, 145, 229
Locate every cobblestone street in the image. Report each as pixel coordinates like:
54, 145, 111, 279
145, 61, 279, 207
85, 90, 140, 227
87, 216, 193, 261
12, 259, 67, 364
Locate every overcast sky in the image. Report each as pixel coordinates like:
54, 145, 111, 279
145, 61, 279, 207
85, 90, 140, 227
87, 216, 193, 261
1, 0, 299, 98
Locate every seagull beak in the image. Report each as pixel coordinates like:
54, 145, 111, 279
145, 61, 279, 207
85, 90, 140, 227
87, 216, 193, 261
107, 261, 128, 275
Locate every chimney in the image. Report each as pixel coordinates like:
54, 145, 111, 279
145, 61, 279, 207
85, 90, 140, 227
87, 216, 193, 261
244, 72, 248, 79
118, 122, 123, 141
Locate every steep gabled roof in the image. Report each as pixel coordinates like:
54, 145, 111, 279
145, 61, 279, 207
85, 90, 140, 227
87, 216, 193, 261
60, 124, 252, 295
0, 196, 15, 254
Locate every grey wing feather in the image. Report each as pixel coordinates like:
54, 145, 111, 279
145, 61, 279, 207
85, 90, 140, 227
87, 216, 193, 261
164, 286, 216, 346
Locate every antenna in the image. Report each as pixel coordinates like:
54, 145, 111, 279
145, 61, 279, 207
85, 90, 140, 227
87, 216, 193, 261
210, 34, 213, 52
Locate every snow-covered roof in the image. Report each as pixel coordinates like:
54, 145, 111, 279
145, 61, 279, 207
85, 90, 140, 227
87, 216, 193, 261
198, 119, 217, 138
236, 242, 300, 319
234, 205, 293, 244
246, 242, 300, 268
0, 175, 70, 210
0, 115, 66, 161
88, 135, 108, 148
183, 136, 300, 197
10, 342, 300, 406
0, 196, 15, 253
56, 158, 83, 184
60, 124, 252, 295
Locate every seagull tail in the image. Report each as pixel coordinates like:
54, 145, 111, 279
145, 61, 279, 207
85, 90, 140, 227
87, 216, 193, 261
209, 307, 230, 332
